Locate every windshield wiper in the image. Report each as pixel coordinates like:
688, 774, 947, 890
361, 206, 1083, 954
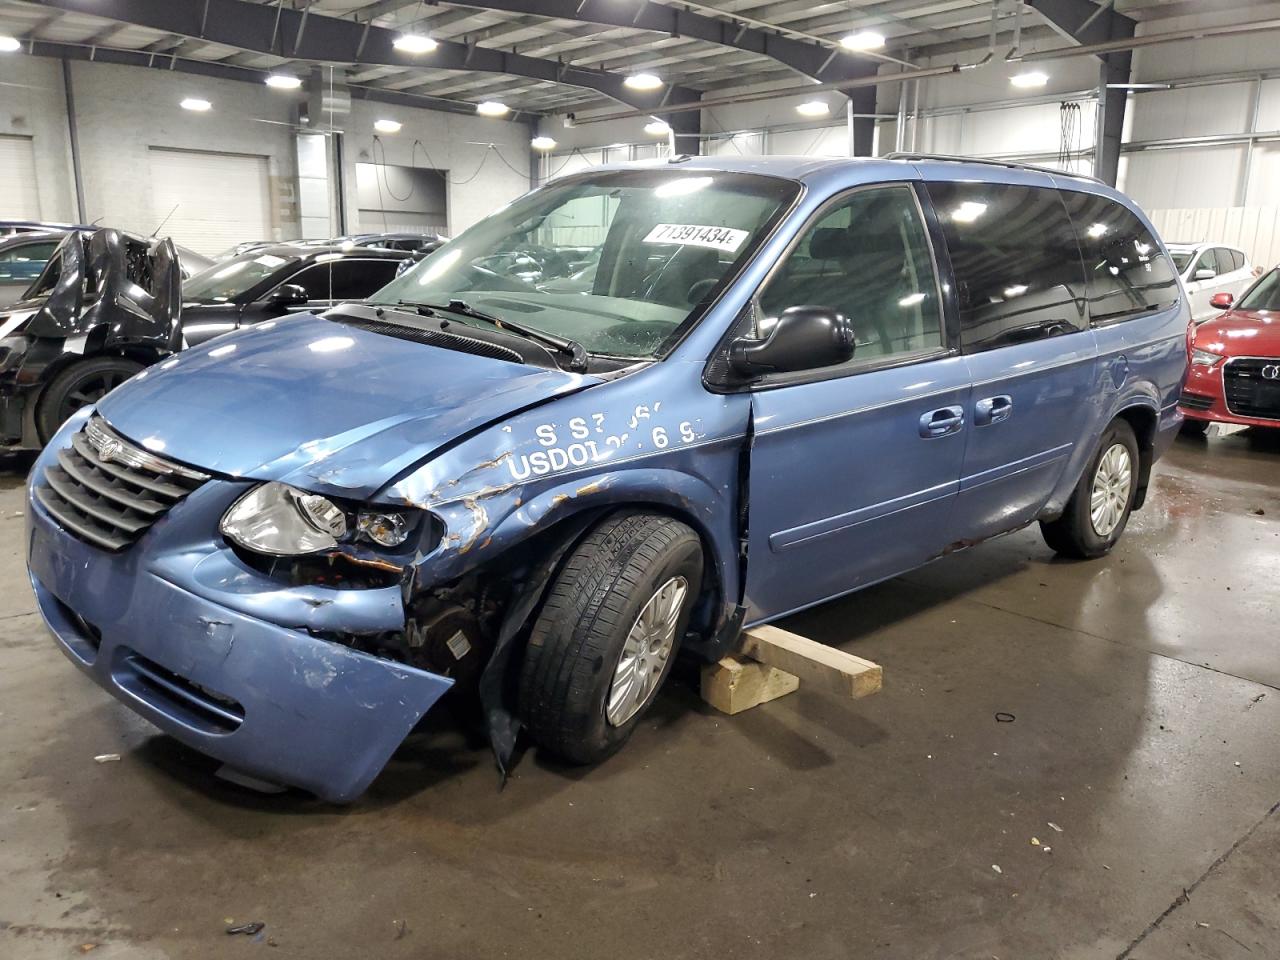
394, 298, 588, 371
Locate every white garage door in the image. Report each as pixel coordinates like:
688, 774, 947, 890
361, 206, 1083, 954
149, 147, 273, 256
0, 135, 41, 220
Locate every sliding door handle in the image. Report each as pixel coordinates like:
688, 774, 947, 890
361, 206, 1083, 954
975, 395, 1013, 426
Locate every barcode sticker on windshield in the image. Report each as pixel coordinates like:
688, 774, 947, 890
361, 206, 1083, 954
643, 223, 749, 252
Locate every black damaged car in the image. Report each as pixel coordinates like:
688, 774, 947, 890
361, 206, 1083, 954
0, 233, 409, 449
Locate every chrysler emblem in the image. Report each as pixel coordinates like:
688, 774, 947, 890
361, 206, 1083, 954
97, 437, 124, 463
1262, 364, 1280, 381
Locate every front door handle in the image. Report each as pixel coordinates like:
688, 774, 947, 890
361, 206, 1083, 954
919, 405, 965, 438
974, 395, 1013, 426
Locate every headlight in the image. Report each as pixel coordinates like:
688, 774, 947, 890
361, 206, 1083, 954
221, 482, 420, 556
221, 482, 347, 556
1191, 348, 1224, 367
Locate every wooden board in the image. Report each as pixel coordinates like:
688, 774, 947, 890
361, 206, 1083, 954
740, 624, 882, 700
700, 657, 800, 715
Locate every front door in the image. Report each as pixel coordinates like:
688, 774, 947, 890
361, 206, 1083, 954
922, 179, 1099, 543
742, 184, 968, 622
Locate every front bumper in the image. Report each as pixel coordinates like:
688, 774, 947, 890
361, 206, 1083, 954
26, 423, 453, 803
1180, 361, 1280, 429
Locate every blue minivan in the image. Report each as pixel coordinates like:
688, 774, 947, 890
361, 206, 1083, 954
26, 156, 1187, 801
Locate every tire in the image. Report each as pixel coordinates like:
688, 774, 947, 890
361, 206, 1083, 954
1040, 419, 1140, 559
517, 512, 703, 765
1180, 418, 1209, 436
36, 357, 143, 443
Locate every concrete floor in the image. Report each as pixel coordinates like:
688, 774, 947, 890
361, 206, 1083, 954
2, 427, 1278, 960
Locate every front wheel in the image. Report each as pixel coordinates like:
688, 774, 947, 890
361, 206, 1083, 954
518, 513, 703, 765
1040, 419, 1140, 559
35, 357, 143, 443
1180, 418, 1209, 436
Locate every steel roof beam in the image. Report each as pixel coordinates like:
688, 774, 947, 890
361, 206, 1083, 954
26, 0, 700, 110
438, 0, 880, 83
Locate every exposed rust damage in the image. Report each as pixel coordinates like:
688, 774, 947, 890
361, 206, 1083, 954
323, 550, 406, 575
457, 497, 489, 554
550, 494, 569, 507
575, 478, 609, 497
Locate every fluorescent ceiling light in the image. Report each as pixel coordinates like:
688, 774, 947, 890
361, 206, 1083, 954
374, 118, 402, 133
180, 97, 212, 112
476, 101, 509, 117
530, 135, 557, 150
1003, 284, 1028, 298
265, 74, 301, 89
393, 33, 437, 54
841, 30, 885, 51
1010, 70, 1049, 89
644, 120, 671, 136
1106, 82, 1171, 90
1087, 222, 1109, 238
796, 100, 830, 117
625, 73, 663, 91
0, 35, 20, 53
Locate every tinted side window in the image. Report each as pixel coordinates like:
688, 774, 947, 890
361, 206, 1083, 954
1213, 249, 1235, 275
1060, 192, 1180, 323
926, 182, 1086, 352
288, 260, 401, 301
1192, 250, 1216, 277
758, 185, 944, 363
1231, 249, 1246, 271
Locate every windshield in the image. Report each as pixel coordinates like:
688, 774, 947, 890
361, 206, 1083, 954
1170, 251, 1193, 272
184, 252, 298, 303
370, 169, 800, 359
1236, 269, 1280, 312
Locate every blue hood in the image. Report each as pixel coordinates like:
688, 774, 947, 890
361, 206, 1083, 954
96, 312, 598, 498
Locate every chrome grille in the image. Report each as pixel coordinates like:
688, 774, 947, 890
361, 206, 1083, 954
36, 415, 208, 552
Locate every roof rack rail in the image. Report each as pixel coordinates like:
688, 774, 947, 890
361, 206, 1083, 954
882, 152, 1104, 185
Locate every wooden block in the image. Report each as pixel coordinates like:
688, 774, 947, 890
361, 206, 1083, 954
701, 656, 800, 715
741, 624, 882, 700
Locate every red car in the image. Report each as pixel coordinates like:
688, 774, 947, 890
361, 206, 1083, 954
1180, 267, 1280, 433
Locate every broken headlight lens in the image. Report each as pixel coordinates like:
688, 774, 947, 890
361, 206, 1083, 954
357, 511, 411, 547
221, 482, 348, 556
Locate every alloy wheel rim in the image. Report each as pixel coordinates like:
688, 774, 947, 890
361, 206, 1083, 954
61, 372, 126, 421
605, 576, 688, 727
1089, 442, 1133, 537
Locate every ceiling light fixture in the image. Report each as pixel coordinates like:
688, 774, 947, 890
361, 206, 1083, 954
1010, 70, 1049, 89
180, 97, 212, 112
393, 33, 438, 54
265, 74, 302, 90
625, 73, 663, 91
841, 30, 885, 51
796, 100, 829, 117
476, 101, 509, 117
530, 135, 557, 150
374, 118, 402, 133
0, 35, 20, 53
644, 120, 671, 136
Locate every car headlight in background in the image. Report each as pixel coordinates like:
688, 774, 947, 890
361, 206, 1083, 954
221, 482, 417, 556
1190, 348, 1225, 367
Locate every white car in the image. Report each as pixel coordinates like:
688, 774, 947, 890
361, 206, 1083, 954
1167, 242, 1255, 322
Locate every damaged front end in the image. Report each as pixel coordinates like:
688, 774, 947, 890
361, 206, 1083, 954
0, 228, 181, 448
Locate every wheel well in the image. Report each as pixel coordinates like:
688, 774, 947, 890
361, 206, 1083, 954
1114, 405, 1157, 509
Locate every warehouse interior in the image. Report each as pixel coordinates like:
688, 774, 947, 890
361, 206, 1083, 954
1, 1, 1279, 958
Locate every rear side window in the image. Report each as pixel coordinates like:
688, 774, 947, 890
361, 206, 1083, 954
1060, 192, 1180, 324
289, 259, 402, 301
1232, 250, 1247, 271
926, 182, 1087, 352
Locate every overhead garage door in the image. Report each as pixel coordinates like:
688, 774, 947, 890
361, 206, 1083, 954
149, 147, 273, 256
0, 135, 41, 220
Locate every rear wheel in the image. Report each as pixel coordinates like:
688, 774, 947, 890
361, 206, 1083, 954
35, 357, 142, 443
1040, 419, 1139, 559
517, 512, 703, 764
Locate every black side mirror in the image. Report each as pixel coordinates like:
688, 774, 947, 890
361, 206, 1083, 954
268, 283, 309, 306
729, 305, 856, 377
